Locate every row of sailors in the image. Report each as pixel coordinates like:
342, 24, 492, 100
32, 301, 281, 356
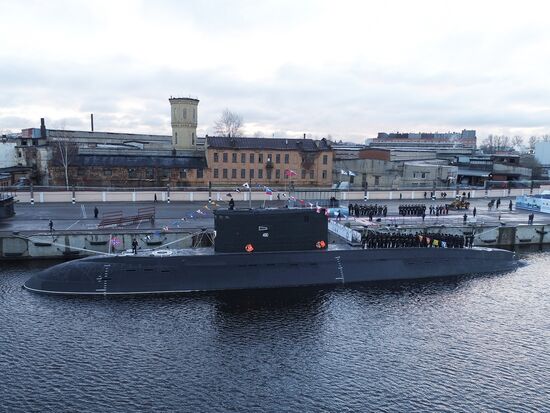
429, 205, 449, 215
398, 204, 426, 216
362, 232, 471, 249
348, 203, 388, 217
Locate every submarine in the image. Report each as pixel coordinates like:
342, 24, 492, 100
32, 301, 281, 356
24, 208, 518, 296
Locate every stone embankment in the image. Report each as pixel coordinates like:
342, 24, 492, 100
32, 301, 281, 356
0, 229, 212, 260
1, 222, 548, 260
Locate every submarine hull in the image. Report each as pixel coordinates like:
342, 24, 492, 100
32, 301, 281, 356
24, 247, 518, 295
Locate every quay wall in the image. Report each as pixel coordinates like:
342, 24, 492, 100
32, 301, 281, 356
2, 223, 549, 260
0, 229, 207, 260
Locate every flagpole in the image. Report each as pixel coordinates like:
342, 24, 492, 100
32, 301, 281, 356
248, 185, 252, 209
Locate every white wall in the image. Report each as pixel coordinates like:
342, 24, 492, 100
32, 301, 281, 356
535, 141, 550, 166
0, 141, 17, 168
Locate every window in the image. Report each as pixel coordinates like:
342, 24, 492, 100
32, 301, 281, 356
323, 155, 328, 165
275, 154, 281, 164
223, 169, 228, 179
349, 175, 354, 184
213, 169, 219, 179
241, 169, 246, 179
241, 153, 246, 163
249, 153, 255, 163
180, 170, 187, 179
249, 169, 255, 179
232, 153, 237, 163
146, 168, 154, 179
258, 169, 263, 179
223, 153, 228, 162
322, 170, 327, 179
267, 169, 272, 179
309, 170, 314, 179
192, 132, 195, 145
182, 108, 187, 119
104, 169, 112, 176
258, 154, 264, 163
231, 169, 237, 179
161, 169, 170, 178
267, 153, 272, 162
128, 168, 138, 178
213, 152, 219, 162
276, 169, 281, 179
301, 169, 306, 179
374, 176, 380, 186
284, 154, 289, 164
421, 172, 427, 178
197, 169, 203, 179
193, 108, 196, 120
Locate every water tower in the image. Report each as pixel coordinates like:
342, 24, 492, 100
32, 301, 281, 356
169, 97, 199, 149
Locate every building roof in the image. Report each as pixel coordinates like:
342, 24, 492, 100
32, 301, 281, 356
0, 166, 34, 173
457, 169, 490, 177
206, 136, 331, 151
21, 128, 172, 144
75, 155, 207, 169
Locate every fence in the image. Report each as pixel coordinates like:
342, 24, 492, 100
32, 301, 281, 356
8, 185, 550, 204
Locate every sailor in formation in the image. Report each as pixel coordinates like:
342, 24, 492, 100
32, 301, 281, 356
362, 232, 466, 249
398, 204, 427, 216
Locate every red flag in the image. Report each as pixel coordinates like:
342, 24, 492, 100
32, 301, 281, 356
284, 169, 297, 177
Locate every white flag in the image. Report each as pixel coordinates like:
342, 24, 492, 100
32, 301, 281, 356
348, 170, 356, 176
242, 182, 250, 189
340, 169, 349, 176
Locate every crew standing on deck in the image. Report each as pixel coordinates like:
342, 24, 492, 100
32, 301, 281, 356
228, 197, 235, 210
132, 238, 138, 254
94, 206, 99, 219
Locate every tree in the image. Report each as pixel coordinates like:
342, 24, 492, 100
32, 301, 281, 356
520, 154, 544, 179
214, 109, 243, 137
50, 129, 78, 189
528, 136, 539, 151
511, 135, 523, 151
480, 134, 512, 153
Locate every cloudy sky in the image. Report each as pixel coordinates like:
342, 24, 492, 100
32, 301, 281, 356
1, 0, 550, 143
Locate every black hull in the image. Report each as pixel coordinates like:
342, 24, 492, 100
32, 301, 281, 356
24, 247, 518, 296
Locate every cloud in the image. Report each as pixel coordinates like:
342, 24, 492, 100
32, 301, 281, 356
1, 0, 550, 141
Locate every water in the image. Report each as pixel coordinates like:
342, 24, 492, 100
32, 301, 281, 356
1, 254, 549, 413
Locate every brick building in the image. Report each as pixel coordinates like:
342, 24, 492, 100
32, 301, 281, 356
14, 98, 335, 188
206, 136, 333, 187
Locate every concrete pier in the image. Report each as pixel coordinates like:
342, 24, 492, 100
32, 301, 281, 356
1, 195, 550, 259
0, 229, 211, 259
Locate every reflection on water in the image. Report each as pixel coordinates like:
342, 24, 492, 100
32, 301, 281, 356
0, 254, 549, 412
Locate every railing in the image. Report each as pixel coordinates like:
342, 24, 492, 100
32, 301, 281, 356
4, 179, 550, 193
98, 206, 155, 228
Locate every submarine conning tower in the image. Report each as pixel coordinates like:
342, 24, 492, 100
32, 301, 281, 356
213, 208, 328, 253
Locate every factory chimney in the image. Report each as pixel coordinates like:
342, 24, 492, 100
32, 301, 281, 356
90, 114, 94, 132
40, 118, 46, 139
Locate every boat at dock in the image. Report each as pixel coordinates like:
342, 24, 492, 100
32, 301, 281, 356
23, 208, 518, 295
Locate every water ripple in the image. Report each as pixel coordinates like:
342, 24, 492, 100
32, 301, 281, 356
0, 256, 549, 412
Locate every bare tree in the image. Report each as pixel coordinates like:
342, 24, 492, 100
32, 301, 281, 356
512, 135, 523, 151
528, 136, 539, 151
480, 134, 512, 153
214, 109, 243, 137
50, 129, 78, 189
